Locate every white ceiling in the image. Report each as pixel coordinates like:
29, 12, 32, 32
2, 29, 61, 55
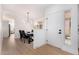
2, 4, 51, 13
2, 4, 52, 20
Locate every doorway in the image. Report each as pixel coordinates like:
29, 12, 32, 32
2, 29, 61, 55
2, 19, 15, 39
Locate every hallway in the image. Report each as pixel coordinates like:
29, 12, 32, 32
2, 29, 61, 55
1, 34, 72, 55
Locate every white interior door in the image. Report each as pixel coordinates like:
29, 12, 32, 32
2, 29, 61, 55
46, 11, 64, 49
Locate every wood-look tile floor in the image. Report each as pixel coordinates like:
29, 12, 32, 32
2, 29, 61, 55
1, 35, 72, 55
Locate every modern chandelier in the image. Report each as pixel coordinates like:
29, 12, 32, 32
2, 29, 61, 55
26, 12, 30, 22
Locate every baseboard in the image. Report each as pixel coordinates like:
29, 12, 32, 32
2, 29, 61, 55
61, 46, 78, 55
47, 41, 61, 49
33, 41, 47, 49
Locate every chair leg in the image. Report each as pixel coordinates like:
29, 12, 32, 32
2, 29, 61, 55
24, 39, 25, 43
30, 38, 33, 42
28, 39, 30, 44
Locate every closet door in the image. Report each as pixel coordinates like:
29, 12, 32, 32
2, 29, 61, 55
47, 11, 64, 49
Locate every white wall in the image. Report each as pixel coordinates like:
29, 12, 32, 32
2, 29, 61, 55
2, 20, 9, 38
33, 19, 46, 48
33, 28, 46, 48
45, 4, 78, 54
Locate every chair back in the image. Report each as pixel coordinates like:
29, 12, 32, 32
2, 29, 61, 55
19, 30, 23, 38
